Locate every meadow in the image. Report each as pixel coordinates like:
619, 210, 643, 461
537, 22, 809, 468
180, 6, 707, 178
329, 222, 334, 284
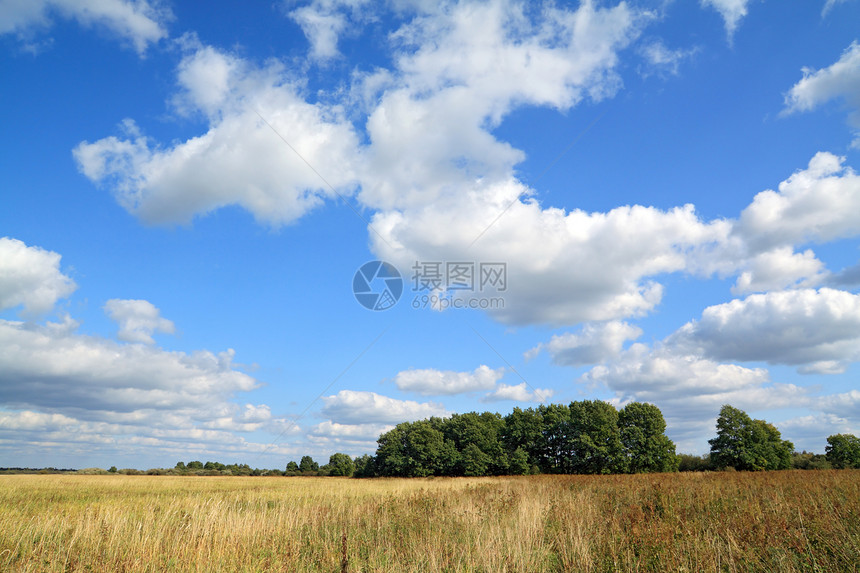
0, 470, 858, 572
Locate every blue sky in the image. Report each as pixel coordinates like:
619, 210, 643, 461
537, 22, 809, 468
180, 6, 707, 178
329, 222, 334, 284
2, 0, 860, 470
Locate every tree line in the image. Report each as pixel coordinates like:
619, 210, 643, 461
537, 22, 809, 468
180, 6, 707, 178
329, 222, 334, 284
28, 402, 858, 477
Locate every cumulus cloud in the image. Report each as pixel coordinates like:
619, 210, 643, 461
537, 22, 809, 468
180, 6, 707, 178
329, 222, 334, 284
481, 382, 553, 403
0, 318, 258, 416
357, 0, 642, 212
0, 0, 170, 55
671, 288, 860, 374
104, 298, 175, 344
527, 321, 642, 366
74, 39, 362, 226
700, 0, 749, 40
307, 420, 393, 445
783, 42, 860, 147
735, 152, 860, 250
816, 390, 860, 420
0, 309, 305, 465
320, 390, 448, 425
583, 342, 808, 452
393, 365, 503, 395
0, 237, 76, 315
288, 0, 369, 61
373, 195, 729, 326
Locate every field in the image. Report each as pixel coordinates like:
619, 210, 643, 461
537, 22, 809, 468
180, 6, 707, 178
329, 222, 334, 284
1, 471, 858, 572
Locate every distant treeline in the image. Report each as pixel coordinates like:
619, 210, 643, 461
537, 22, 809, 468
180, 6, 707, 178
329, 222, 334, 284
6, 404, 859, 477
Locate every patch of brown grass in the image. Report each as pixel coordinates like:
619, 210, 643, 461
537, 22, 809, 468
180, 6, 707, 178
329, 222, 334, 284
0, 470, 857, 571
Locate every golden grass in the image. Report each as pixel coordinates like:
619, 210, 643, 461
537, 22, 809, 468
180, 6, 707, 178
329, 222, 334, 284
0, 470, 858, 572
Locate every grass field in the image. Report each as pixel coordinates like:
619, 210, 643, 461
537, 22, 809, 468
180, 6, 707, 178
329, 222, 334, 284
1, 470, 858, 572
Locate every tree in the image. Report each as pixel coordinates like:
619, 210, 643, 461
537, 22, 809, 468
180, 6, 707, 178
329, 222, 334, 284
709, 405, 793, 471
442, 412, 507, 475
677, 454, 710, 472
108, 466, 117, 473
285, 461, 299, 475
327, 453, 355, 477
353, 454, 375, 478
299, 455, 319, 474
508, 447, 530, 475
374, 420, 457, 477
502, 407, 542, 469
537, 404, 573, 473
826, 434, 860, 469
568, 400, 625, 474
618, 402, 679, 473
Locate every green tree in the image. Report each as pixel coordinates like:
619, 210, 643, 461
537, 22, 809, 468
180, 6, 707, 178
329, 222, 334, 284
352, 454, 375, 478
186, 461, 204, 470
508, 447, 530, 475
502, 407, 542, 469
825, 434, 860, 469
568, 400, 625, 474
709, 405, 793, 471
537, 404, 572, 473
375, 420, 457, 477
285, 461, 299, 474
299, 455, 319, 474
327, 453, 355, 477
618, 402, 679, 473
459, 443, 491, 476
677, 454, 710, 472
108, 466, 117, 473
443, 412, 507, 476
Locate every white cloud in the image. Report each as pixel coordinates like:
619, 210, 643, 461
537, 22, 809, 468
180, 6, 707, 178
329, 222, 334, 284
638, 40, 697, 77
583, 342, 808, 453
731, 247, 826, 294
0, 0, 170, 55
527, 321, 642, 366
817, 390, 860, 421
74, 40, 362, 226
373, 193, 729, 326
736, 152, 860, 250
308, 420, 392, 443
288, 0, 369, 61
0, 318, 258, 416
700, 0, 750, 40
778, 413, 858, 452
671, 288, 860, 373
320, 390, 448, 424
481, 382, 553, 403
783, 42, 860, 147
357, 0, 643, 212
393, 365, 503, 395
0, 237, 76, 315
103, 298, 175, 344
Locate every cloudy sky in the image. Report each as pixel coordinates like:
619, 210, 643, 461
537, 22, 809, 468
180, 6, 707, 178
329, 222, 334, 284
2, 0, 860, 470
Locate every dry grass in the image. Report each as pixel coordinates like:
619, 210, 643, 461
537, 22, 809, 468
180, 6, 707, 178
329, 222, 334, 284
1, 470, 858, 572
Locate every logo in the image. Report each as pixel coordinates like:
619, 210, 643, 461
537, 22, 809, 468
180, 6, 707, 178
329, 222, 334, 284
352, 261, 403, 311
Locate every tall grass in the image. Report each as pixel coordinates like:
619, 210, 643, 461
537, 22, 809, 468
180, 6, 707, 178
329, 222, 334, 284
1, 470, 857, 572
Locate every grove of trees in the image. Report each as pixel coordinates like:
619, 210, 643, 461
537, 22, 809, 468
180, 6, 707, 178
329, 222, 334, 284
366, 400, 679, 477
708, 405, 794, 471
